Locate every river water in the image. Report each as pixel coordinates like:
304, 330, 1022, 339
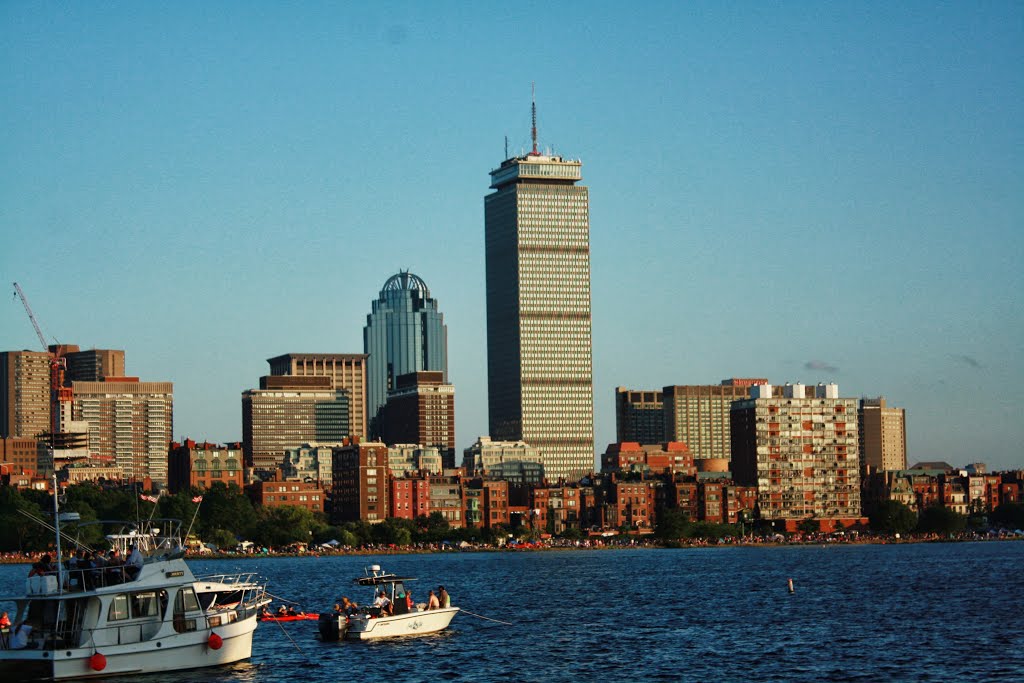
3, 542, 1023, 682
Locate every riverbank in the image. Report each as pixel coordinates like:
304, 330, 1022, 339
3, 531, 1019, 564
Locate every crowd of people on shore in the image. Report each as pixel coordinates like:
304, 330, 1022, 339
2, 529, 1020, 565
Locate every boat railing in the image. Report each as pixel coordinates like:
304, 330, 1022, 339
25, 565, 150, 596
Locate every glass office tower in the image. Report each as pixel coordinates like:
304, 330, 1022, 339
363, 271, 447, 438
484, 151, 594, 480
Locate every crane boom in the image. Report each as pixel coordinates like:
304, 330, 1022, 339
13, 282, 49, 351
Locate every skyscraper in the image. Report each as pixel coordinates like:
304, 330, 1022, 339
858, 397, 907, 473
266, 353, 367, 439
484, 99, 594, 481
363, 271, 447, 438
241, 375, 350, 472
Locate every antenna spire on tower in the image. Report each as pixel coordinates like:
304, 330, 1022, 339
531, 82, 538, 155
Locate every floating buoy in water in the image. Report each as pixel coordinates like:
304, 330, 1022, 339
788, 578, 795, 594
89, 652, 107, 671
208, 632, 223, 650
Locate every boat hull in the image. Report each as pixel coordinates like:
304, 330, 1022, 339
345, 607, 459, 641
0, 614, 258, 681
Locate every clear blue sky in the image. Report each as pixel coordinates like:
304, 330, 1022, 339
2, 3, 1022, 470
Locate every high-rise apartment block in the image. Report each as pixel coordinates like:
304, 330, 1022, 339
859, 397, 907, 473
72, 379, 174, 485
241, 376, 350, 472
364, 271, 447, 438
267, 353, 368, 440
379, 371, 455, 468
0, 350, 52, 439
663, 379, 768, 461
731, 383, 862, 529
484, 126, 594, 481
615, 388, 665, 445
64, 348, 126, 382
331, 441, 389, 523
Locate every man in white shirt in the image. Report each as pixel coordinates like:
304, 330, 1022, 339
125, 544, 144, 580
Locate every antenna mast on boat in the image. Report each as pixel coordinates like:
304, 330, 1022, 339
52, 472, 65, 593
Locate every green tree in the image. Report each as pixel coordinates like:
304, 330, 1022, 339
916, 505, 967, 535
991, 503, 1024, 529
654, 508, 690, 542
797, 517, 820, 535
198, 482, 257, 540
867, 500, 918, 535
0, 486, 48, 552
250, 506, 316, 548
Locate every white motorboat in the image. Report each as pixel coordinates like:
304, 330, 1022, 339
318, 565, 458, 641
0, 492, 268, 681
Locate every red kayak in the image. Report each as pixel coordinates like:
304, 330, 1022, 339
260, 613, 319, 622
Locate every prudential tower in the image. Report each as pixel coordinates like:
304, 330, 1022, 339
484, 95, 595, 481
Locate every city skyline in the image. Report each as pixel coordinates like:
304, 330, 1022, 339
1, 5, 1021, 470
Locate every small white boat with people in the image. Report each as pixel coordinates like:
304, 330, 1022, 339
318, 565, 458, 641
0, 484, 269, 681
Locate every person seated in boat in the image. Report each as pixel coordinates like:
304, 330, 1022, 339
9, 622, 32, 649
260, 606, 272, 619
106, 549, 126, 584
0, 611, 11, 629
438, 586, 450, 608
426, 590, 440, 611
340, 597, 358, 616
125, 544, 144, 580
276, 605, 288, 616
27, 554, 54, 577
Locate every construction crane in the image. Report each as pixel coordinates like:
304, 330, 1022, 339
12, 282, 70, 437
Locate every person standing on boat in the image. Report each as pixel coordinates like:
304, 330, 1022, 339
373, 590, 392, 615
426, 590, 440, 611
438, 586, 450, 608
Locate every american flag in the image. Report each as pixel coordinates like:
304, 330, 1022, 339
140, 494, 158, 503
192, 495, 203, 503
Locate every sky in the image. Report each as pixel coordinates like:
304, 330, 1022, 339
2, 3, 1022, 470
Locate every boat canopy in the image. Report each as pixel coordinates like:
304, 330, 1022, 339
354, 574, 416, 586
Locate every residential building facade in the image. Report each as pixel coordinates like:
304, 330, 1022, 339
72, 379, 174, 485
731, 383, 862, 530
168, 439, 245, 493
1, 350, 52, 439
379, 371, 455, 468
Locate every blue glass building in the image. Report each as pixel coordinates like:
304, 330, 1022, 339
363, 271, 448, 438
